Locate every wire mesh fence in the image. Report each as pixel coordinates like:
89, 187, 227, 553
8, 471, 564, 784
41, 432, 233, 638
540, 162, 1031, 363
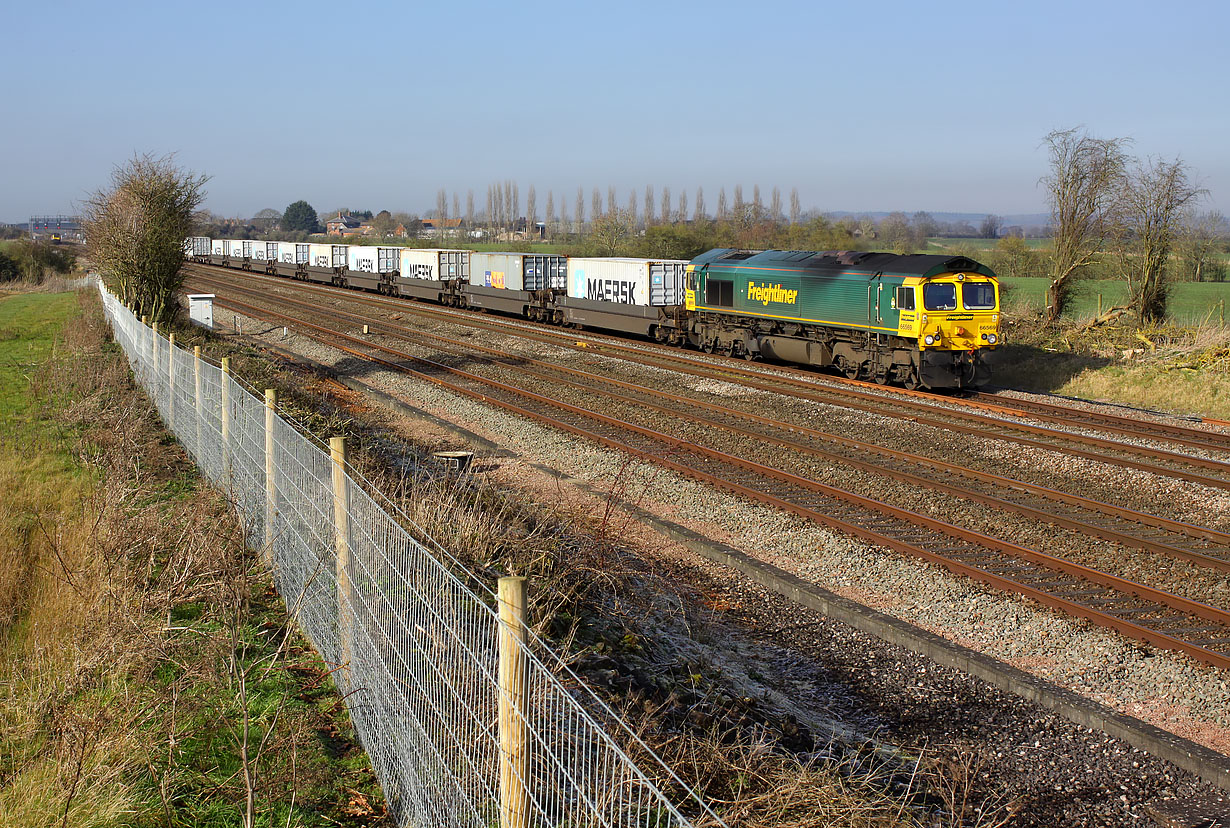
99, 284, 721, 828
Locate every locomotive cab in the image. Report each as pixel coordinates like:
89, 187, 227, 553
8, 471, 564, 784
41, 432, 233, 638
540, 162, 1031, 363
895, 272, 1000, 388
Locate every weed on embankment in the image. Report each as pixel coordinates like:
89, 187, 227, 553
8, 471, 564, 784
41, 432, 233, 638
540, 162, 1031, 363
0, 289, 388, 827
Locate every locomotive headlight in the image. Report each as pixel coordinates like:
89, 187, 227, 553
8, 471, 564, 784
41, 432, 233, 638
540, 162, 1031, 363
921, 314, 928, 324
924, 334, 935, 346
988, 334, 998, 344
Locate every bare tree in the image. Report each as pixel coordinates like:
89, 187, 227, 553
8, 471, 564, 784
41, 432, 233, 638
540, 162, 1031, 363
1042, 127, 1130, 319
733, 184, 744, 212
979, 214, 1002, 239
911, 210, 937, 238
790, 188, 801, 224
83, 153, 208, 324
717, 187, 728, 220
753, 184, 762, 211
545, 190, 555, 235
526, 185, 537, 237
607, 185, 617, 216
676, 188, 688, 223
1113, 156, 1205, 320
591, 187, 602, 221
503, 180, 513, 234
513, 182, 520, 230
560, 192, 571, 233
590, 208, 635, 256
695, 186, 706, 222
1175, 211, 1226, 283
575, 187, 586, 229
644, 185, 655, 226
626, 189, 638, 227
770, 187, 782, 222
466, 190, 475, 228
486, 185, 495, 235
661, 186, 671, 224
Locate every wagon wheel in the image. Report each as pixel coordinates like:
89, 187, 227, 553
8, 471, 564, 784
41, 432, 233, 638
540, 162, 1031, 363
902, 368, 921, 391
701, 338, 715, 354
841, 359, 860, 380
728, 341, 740, 359
874, 369, 889, 385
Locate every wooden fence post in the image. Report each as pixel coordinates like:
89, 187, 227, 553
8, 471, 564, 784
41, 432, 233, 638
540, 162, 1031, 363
498, 576, 530, 828
194, 346, 203, 458
330, 436, 352, 689
221, 357, 232, 487
265, 389, 278, 562
151, 322, 159, 372
167, 333, 176, 426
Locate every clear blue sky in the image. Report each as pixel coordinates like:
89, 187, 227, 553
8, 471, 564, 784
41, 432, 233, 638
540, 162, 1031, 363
2, 0, 1226, 223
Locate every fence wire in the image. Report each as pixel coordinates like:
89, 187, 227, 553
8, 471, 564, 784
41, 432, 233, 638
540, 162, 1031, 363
99, 285, 721, 828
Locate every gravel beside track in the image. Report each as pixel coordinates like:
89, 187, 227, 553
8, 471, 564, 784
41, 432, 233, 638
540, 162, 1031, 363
206, 302, 1230, 736
201, 302, 1230, 827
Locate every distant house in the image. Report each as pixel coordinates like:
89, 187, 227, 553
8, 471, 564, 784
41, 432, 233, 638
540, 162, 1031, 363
326, 213, 364, 236
419, 217, 465, 238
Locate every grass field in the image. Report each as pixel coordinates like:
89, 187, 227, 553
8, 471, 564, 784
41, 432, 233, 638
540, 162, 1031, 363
0, 290, 386, 826
998, 277, 1230, 323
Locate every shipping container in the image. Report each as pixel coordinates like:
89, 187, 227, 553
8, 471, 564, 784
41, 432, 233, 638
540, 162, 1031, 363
226, 240, 251, 258
211, 239, 227, 257
398, 248, 470, 282
566, 258, 688, 307
308, 243, 347, 269
467, 252, 566, 292
347, 246, 401, 274
250, 241, 276, 265
275, 242, 309, 265
188, 236, 211, 257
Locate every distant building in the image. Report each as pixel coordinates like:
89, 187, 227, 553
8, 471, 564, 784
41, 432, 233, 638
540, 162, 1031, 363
326, 212, 364, 236
419, 218, 465, 238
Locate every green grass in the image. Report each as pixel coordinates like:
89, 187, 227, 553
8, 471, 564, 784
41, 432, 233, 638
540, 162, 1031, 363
0, 290, 389, 827
999, 277, 1230, 323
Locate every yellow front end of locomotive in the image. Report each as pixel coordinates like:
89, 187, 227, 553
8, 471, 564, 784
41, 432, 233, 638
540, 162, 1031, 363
897, 274, 1000, 351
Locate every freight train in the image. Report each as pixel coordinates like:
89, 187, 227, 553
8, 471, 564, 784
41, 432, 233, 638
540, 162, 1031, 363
184, 237, 1000, 389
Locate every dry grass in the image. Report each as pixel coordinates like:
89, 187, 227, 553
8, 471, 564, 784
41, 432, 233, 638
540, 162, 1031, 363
995, 314, 1230, 418
0, 289, 388, 827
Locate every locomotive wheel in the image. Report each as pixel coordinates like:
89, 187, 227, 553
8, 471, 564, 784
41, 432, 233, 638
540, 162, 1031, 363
902, 369, 921, 390
701, 339, 715, 354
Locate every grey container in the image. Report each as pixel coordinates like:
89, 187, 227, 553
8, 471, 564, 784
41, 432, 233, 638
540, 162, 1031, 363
649, 260, 688, 305
469, 252, 566, 292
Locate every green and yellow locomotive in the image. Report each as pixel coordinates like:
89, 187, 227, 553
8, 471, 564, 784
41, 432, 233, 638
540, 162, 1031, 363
684, 249, 1000, 389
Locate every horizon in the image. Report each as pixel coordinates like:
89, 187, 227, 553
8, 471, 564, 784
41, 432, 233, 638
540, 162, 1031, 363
2, 0, 1226, 225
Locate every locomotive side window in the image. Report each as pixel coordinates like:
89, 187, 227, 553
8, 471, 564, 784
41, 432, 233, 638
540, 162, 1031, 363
962, 282, 996, 310
923, 283, 957, 311
896, 286, 915, 311
706, 279, 734, 307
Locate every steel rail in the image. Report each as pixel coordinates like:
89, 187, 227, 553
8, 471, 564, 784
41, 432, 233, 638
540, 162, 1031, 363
962, 390, 1230, 453
186, 265, 1230, 481
205, 275, 1230, 575
209, 292, 1230, 670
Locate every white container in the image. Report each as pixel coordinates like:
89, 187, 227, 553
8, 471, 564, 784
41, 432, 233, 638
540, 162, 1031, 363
212, 239, 227, 256
348, 246, 400, 273
187, 236, 210, 256
566, 258, 688, 306
276, 242, 309, 264
227, 240, 248, 258
309, 243, 347, 269
399, 248, 471, 281
251, 241, 276, 262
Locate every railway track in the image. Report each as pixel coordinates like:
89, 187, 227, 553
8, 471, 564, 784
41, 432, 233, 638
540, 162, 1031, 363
185, 265, 1230, 490
195, 285, 1230, 670
196, 273, 1230, 579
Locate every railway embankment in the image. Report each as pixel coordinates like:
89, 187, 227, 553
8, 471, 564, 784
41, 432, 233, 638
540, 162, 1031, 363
0, 288, 388, 825
194, 281, 1230, 827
